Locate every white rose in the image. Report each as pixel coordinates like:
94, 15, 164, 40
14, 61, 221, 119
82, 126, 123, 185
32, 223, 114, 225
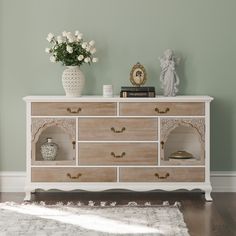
57, 36, 63, 44
92, 57, 98, 63
82, 42, 87, 49
66, 45, 73, 53
77, 33, 83, 40
77, 55, 84, 61
50, 55, 56, 63
66, 32, 72, 38
90, 48, 96, 54
45, 48, 50, 53
68, 36, 75, 43
66, 32, 75, 43
89, 40, 95, 46
75, 30, 80, 36
62, 31, 67, 37
46, 33, 54, 42
84, 57, 90, 63
86, 45, 91, 52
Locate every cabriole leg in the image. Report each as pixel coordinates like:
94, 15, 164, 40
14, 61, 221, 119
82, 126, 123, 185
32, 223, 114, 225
205, 190, 213, 201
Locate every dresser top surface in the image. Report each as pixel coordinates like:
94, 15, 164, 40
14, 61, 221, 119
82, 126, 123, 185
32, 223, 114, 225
23, 95, 213, 102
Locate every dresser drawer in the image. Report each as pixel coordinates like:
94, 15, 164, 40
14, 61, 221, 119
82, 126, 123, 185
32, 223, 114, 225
120, 102, 205, 116
119, 167, 204, 182
79, 143, 157, 165
78, 118, 157, 141
31, 102, 116, 116
31, 167, 117, 182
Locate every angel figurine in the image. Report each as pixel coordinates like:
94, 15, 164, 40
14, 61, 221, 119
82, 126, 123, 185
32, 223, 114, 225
159, 49, 180, 96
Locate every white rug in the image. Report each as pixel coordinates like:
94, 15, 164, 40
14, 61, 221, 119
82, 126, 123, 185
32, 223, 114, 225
0, 201, 189, 236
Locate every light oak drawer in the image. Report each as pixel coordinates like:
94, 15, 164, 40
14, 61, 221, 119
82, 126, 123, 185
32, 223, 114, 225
78, 118, 157, 141
119, 167, 204, 182
79, 143, 157, 165
120, 102, 205, 116
31, 167, 117, 182
31, 102, 117, 116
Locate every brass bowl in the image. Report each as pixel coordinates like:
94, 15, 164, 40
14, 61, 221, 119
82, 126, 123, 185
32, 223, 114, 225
169, 150, 193, 159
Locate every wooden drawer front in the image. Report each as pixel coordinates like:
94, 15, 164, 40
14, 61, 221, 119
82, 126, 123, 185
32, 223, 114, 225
79, 143, 157, 165
120, 102, 205, 116
79, 118, 157, 141
120, 167, 204, 182
31, 167, 117, 182
31, 102, 116, 116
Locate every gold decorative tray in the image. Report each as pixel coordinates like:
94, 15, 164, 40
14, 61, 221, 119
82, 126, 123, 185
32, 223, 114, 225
169, 150, 193, 159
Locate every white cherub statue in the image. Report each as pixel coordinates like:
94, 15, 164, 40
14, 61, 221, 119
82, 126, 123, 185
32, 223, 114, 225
159, 49, 180, 96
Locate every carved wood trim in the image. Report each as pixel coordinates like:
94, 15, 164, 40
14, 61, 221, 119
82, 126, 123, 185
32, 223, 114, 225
160, 118, 205, 162
31, 118, 76, 144
160, 118, 205, 143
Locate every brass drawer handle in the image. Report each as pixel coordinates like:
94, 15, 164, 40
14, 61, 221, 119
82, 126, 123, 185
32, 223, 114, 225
110, 152, 126, 158
155, 107, 170, 114
111, 127, 126, 133
67, 107, 82, 114
72, 141, 76, 149
67, 173, 82, 179
161, 141, 165, 149
154, 173, 170, 179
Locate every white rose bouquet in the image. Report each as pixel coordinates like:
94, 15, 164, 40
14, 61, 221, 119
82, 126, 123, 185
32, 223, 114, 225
45, 30, 98, 66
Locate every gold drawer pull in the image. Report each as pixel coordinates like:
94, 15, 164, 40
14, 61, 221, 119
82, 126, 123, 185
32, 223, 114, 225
155, 173, 170, 179
67, 107, 82, 114
72, 141, 76, 149
111, 127, 126, 133
161, 141, 165, 149
67, 173, 82, 179
155, 107, 170, 114
110, 152, 126, 158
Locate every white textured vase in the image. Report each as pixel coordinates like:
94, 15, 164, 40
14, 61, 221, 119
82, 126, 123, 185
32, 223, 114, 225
62, 66, 85, 97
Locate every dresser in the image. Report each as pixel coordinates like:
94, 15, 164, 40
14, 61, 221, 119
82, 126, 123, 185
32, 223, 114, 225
23, 96, 213, 201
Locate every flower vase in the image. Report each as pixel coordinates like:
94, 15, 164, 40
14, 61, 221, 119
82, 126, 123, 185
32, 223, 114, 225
62, 66, 85, 97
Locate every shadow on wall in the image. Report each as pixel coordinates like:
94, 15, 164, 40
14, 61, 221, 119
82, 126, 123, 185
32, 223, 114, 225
211, 99, 233, 171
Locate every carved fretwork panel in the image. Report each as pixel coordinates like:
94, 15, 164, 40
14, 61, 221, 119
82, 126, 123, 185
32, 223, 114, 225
31, 118, 76, 163
31, 118, 76, 143
160, 118, 205, 165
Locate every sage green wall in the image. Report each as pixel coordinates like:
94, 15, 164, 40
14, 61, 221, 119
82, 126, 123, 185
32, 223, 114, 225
0, 0, 235, 171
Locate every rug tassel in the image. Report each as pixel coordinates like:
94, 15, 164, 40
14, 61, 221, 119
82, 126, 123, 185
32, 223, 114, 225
3, 200, 181, 207
163, 201, 169, 206
174, 201, 181, 207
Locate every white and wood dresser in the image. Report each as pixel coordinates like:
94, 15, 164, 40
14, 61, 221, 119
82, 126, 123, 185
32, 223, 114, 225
23, 96, 213, 201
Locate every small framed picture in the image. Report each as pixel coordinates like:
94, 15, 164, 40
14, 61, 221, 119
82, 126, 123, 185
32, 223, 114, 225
130, 62, 147, 86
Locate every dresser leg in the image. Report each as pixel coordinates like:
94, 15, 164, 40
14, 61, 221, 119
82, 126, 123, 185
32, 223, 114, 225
205, 190, 213, 201
24, 191, 31, 201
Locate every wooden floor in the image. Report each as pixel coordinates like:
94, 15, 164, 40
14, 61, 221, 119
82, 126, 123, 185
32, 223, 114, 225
0, 192, 235, 236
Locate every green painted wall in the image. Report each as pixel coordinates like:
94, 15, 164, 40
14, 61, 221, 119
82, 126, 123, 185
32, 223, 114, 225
0, 0, 235, 171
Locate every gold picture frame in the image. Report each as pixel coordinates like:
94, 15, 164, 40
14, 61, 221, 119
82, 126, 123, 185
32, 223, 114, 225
130, 62, 147, 86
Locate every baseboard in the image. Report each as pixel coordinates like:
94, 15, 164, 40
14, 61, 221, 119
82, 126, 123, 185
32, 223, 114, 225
0, 171, 235, 192
210, 171, 236, 192
0, 172, 26, 192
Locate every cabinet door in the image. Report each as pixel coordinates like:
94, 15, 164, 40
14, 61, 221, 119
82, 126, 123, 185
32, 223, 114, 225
160, 118, 205, 166
31, 118, 76, 165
